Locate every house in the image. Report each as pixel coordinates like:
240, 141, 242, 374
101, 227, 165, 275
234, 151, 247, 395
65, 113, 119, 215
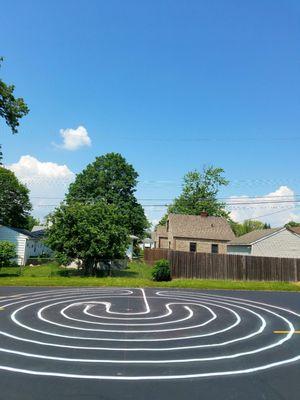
227, 227, 300, 258
289, 226, 300, 237
0, 225, 51, 265
126, 235, 139, 259
154, 213, 235, 254
139, 237, 155, 250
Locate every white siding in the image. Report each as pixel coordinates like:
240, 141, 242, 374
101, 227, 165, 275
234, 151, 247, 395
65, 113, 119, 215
252, 229, 300, 258
0, 226, 28, 265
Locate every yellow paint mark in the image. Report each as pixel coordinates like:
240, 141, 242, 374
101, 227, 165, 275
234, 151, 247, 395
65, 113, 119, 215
0, 307, 5, 311
273, 331, 300, 334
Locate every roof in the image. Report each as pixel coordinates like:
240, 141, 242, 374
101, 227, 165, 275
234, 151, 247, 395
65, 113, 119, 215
0, 225, 45, 239
155, 225, 168, 237
7, 227, 39, 239
31, 225, 46, 238
288, 226, 300, 235
228, 228, 282, 245
167, 213, 235, 241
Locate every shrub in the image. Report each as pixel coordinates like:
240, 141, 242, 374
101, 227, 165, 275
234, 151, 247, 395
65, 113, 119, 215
0, 241, 17, 268
152, 259, 171, 282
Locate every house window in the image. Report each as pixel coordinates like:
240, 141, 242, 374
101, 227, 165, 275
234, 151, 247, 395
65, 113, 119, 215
190, 242, 197, 252
211, 244, 219, 254
166, 220, 169, 232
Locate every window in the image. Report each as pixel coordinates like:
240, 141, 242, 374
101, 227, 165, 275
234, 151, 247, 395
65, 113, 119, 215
166, 220, 169, 232
211, 244, 219, 254
190, 242, 196, 252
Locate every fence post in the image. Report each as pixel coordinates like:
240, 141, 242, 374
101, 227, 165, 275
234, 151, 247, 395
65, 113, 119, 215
242, 256, 246, 281
294, 258, 298, 282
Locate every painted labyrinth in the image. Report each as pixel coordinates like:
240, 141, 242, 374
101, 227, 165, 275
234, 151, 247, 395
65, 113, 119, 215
0, 288, 300, 380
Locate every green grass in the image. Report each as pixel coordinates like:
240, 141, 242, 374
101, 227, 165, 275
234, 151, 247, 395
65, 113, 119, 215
0, 261, 299, 291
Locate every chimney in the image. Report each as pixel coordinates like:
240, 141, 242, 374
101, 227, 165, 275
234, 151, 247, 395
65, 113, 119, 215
200, 211, 208, 217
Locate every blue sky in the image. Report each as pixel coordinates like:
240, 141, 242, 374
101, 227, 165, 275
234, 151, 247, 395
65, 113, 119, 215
1, 0, 300, 226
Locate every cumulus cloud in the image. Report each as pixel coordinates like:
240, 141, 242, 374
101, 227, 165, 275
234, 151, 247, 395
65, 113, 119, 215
8, 155, 75, 221
55, 126, 91, 151
229, 186, 300, 227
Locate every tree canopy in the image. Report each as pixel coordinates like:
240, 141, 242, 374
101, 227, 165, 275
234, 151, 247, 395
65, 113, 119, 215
284, 221, 300, 228
230, 219, 271, 237
159, 166, 229, 225
67, 152, 149, 237
46, 201, 129, 275
0, 167, 32, 228
0, 57, 29, 164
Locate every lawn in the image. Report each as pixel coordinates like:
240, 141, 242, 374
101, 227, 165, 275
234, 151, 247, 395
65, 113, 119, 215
0, 261, 300, 291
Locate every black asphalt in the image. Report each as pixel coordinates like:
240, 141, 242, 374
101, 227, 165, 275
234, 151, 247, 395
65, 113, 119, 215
0, 286, 299, 400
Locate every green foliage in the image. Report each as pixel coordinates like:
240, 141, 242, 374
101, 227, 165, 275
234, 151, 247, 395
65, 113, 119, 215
0, 57, 29, 164
0, 241, 17, 268
159, 166, 229, 225
230, 219, 270, 237
46, 200, 129, 276
285, 221, 300, 228
66, 153, 149, 237
152, 259, 171, 281
0, 167, 32, 228
25, 215, 40, 231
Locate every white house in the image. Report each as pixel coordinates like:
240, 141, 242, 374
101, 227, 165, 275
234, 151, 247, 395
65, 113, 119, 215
0, 225, 51, 265
139, 237, 155, 250
126, 235, 139, 260
227, 227, 300, 258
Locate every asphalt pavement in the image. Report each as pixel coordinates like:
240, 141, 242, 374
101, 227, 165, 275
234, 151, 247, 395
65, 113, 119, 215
0, 286, 299, 400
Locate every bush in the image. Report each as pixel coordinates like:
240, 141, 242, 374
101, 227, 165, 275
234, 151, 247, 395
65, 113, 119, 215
152, 259, 171, 282
0, 241, 17, 268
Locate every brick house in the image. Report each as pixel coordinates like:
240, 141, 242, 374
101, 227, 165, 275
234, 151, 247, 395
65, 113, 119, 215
154, 213, 235, 254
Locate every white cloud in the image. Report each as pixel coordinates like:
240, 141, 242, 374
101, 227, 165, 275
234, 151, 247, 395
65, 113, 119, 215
55, 126, 91, 151
7, 155, 75, 221
229, 186, 300, 227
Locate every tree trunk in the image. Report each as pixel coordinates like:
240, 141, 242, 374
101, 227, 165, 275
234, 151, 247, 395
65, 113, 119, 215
82, 257, 96, 276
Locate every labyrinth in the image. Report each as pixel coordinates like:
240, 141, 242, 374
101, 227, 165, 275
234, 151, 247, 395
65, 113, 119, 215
0, 287, 300, 380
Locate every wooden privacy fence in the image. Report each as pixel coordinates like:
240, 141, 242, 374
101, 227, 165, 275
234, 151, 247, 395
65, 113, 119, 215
144, 249, 300, 282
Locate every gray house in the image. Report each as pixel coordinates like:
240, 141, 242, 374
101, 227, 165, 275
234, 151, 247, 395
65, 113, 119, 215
227, 227, 300, 258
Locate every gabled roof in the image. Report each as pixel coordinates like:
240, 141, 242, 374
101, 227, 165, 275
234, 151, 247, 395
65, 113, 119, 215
168, 213, 235, 241
7, 227, 39, 239
0, 225, 43, 239
228, 228, 283, 245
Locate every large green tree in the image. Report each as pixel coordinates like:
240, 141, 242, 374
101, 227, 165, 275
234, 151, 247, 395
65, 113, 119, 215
66, 153, 149, 237
46, 201, 129, 275
230, 219, 270, 237
159, 166, 229, 225
0, 57, 29, 164
0, 167, 32, 228
285, 221, 300, 228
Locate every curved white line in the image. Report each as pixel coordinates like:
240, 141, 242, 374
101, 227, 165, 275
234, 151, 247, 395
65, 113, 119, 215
62, 303, 195, 326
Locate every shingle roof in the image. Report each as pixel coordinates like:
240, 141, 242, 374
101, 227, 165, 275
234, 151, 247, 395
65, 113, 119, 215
228, 228, 282, 245
8, 227, 39, 239
155, 225, 168, 237
289, 226, 300, 235
168, 213, 235, 241
31, 225, 47, 238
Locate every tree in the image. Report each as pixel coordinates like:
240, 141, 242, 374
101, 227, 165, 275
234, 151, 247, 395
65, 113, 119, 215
285, 221, 300, 228
0, 57, 29, 164
0, 167, 32, 228
26, 216, 40, 231
230, 219, 270, 237
0, 241, 16, 268
159, 166, 229, 224
66, 153, 149, 237
46, 201, 129, 276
